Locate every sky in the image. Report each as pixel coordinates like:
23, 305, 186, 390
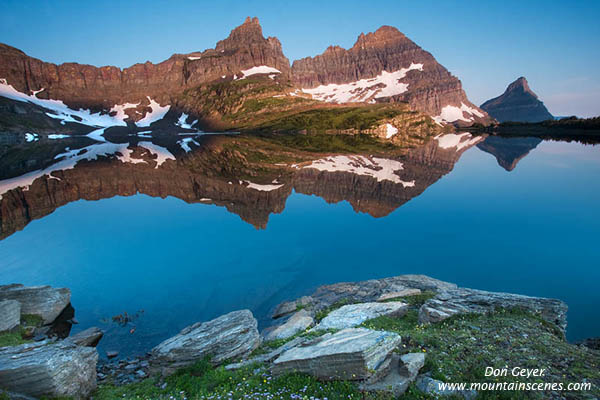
1, 0, 599, 117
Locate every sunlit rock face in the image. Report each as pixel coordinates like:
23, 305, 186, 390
481, 77, 553, 123
0, 131, 485, 239
292, 26, 492, 125
0, 17, 290, 124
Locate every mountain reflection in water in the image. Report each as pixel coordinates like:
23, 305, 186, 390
1, 131, 486, 239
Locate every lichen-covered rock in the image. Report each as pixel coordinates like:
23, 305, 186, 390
377, 288, 422, 301
418, 288, 568, 333
315, 302, 408, 330
272, 328, 401, 380
0, 300, 20, 332
149, 310, 260, 376
416, 375, 477, 399
0, 284, 70, 324
266, 310, 313, 341
361, 352, 425, 396
0, 340, 98, 399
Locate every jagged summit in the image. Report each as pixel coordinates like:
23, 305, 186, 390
481, 77, 553, 122
353, 26, 407, 49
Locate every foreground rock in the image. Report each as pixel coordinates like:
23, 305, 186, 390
315, 301, 408, 330
418, 288, 568, 332
377, 288, 421, 301
272, 328, 401, 380
361, 352, 425, 396
0, 284, 70, 324
67, 326, 104, 347
150, 310, 260, 376
0, 300, 20, 331
265, 310, 314, 341
0, 340, 98, 399
416, 375, 477, 399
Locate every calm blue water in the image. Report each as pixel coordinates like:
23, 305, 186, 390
0, 139, 599, 357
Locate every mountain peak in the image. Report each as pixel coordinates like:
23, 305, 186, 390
506, 76, 537, 98
481, 77, 553, 122
352, 26, 407, 49
216, 17, 266, 51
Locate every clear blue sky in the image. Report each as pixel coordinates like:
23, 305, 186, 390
1, 0, 599, 117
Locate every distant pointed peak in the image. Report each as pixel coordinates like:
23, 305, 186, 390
506, 76, 537, 98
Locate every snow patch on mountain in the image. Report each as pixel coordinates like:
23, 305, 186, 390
135, 97, 171, 127
236, 66, 281, 80
175, 113, 198, 129
435, 132, 483, 151
433, 103, 484, 124
301, 63, 423, 104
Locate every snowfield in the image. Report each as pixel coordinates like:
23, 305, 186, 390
301, 63, 423, 103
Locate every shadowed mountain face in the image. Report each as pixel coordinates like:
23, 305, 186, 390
481, 77, 553, 123
0, 132, 485, 239
477, 136, 543, 171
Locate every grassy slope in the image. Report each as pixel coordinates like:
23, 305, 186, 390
177, 75, 442, 138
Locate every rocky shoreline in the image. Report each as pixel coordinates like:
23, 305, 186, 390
1, 275, 598, 399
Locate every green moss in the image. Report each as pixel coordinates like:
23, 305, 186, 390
314, 298, 359, 322
21, 313, 44, 327
0, 327, 31, 347
380, 291, 436, 307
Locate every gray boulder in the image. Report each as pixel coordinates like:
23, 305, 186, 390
418, 288, 568, 333
272, 296, 313, 319
0, 284, 70, 325
266, 310, 314, 341
416, 375, 477, 399
67, 327, 104, 347
361, 352, 425, 396
272, 328, 401, 381
315, 302, 407, 330
0, 300, 20, 332
226, 336, 309, 370
377, 288, 422, 301
0, 340, 98, 399
150, 310, 260, 376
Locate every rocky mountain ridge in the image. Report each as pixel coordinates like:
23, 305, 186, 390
0, 17, 491, 131
481, 76, 554, 122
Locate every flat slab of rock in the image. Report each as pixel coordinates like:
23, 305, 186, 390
272, 328, 401, 381
361, 352, 425, 396
0, 300, 20, 332
266, 310, 314, 341
377, 288, 422, 301
0, 340, 98, 399
418, 288, 568, 332
315, 302, 407, 330
226, 336, 309, 370
150, 309, 260, 376
67, 327, 104, 347
0, 284, 70, 325
272, 296, 313, 319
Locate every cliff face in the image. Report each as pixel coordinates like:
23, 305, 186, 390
0, 19, 492, 129
481, 77, 553, 123
0, 17, 290, 116
291, 26, 492, 125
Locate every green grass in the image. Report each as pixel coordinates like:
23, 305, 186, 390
94, 358, 393, 400
253, 105, 407, 133
363, 308, 600, 399
0, 327, 32, 347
